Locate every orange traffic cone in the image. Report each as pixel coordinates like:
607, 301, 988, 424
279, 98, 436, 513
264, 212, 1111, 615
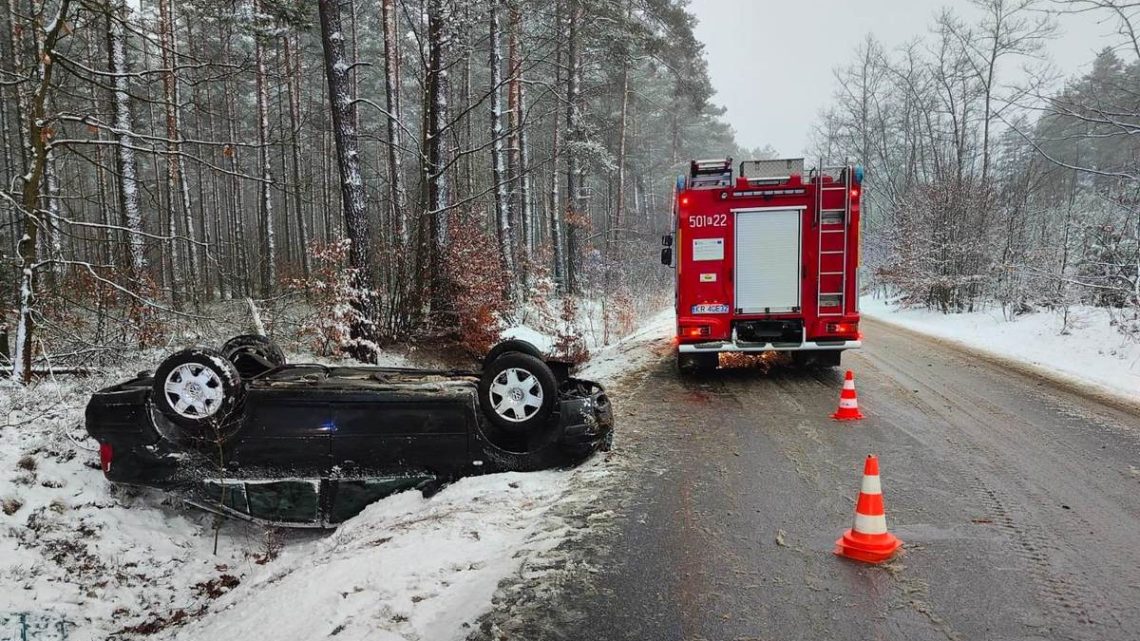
831, 370, 864, 420
835, 454, 902, 564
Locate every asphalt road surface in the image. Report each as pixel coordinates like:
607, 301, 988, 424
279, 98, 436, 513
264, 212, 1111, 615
474, 317, 1140, 641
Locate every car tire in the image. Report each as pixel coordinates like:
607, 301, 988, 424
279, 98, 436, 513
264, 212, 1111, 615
478, 352, 558, 432
152, 349, 244, 432
221, 334, 285, 378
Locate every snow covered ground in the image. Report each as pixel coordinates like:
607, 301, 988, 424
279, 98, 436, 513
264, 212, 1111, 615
861, 296, 1140, 402
504, 308, 675, 384
576, 309, 675, 384
0, 313, 670, 641
0, 356, 260, 641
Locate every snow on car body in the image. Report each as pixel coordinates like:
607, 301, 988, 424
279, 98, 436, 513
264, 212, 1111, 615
85, 336, 613, 527
662, 158, 864, 371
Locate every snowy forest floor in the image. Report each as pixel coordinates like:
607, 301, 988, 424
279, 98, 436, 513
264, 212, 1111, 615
861, 296, 1140, 403
0, 307, 673, 641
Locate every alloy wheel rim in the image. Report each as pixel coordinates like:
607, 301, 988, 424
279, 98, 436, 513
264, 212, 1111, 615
163, 363, 224, 419
489, 367, 543, 423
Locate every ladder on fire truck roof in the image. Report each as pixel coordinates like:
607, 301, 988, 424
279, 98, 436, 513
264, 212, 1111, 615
813, 165, 852, 317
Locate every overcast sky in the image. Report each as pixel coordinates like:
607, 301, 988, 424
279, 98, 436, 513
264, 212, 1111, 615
688, 0, 1123, 157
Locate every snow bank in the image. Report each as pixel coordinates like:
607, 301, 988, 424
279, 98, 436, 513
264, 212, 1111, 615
0, 362, 259, 641
861, 297, 1140, 401
162, 472, 574, 641
577, 308, 675, 384
500, 325, 555, 354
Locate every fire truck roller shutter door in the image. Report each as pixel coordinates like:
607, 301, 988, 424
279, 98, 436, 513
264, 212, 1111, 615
733, 207, 804, 315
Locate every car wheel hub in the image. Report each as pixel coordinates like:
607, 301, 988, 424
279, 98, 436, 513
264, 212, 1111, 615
489, 367, 543, 423
164, 363, 224, 419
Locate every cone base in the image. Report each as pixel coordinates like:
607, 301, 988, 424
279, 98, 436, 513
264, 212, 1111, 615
831, 410, 864, 421
834, 529, 901, 564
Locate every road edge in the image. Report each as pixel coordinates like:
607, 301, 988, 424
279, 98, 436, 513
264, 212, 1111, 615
862, 315, 1140, 416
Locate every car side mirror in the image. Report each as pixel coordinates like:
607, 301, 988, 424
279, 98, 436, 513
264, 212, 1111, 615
660, 247, 673, 267
661, 234, 673, 247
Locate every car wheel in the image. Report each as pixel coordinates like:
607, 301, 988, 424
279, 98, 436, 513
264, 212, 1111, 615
678, 351, 717, 374
152, 349, 244, 431
478, 352, 558, 432
221, 334, 285, 378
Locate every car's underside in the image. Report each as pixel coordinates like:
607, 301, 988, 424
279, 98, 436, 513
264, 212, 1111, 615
86, 337, 613, 527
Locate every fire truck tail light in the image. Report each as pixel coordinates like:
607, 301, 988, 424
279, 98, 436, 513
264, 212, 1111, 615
826, 322, 858, 335
850, 188, 860, 198
684, 325, 711, 338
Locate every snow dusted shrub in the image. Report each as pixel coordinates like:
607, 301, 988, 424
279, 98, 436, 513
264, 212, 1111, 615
603, 286, 637, 343
1, 497, 22, 515
551, 296, 589, 364
443, 210, 509, 356
517, 245, 560, 329
37, 268, 166, 352
285, 240, 379, 359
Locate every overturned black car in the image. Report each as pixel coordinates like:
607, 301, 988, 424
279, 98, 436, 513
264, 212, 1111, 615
85, 336, 613, 527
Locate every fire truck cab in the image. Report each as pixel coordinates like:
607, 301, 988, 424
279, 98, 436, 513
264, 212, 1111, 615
661, 158, 863, 372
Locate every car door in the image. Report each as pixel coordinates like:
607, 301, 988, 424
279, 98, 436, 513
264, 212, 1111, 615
329, 390, 472, 475
226, 390, 333, 474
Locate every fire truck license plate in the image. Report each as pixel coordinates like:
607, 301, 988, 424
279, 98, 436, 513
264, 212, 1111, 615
692, 304, 729, 314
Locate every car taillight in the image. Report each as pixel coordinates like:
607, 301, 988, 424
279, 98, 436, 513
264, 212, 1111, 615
685, 326, 710, 338
99, 443, 113, 473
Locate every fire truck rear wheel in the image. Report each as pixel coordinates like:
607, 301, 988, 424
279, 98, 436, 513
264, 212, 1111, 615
677, 352, 718, 374
792, 350, 842, 368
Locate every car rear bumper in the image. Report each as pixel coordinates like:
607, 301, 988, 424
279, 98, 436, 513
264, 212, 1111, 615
677, 339, 861, 353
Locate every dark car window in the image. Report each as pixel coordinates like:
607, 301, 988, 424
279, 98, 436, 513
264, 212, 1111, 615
329, 477, 431, 523
203, 481, 249, 513
245, 480, 320, 523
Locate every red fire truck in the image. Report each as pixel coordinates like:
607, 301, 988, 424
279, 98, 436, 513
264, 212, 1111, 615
661, 158, 863, 372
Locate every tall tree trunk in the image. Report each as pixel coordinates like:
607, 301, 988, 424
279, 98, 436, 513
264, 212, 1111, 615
380, 0, 407, 248
425, 0, 450, 317
284, 31, 311, 278
318, 0, 375, 354
548, 0, 566, 289
489, 0, 516, 289
508, 3, 532, 266
517, 77, 534, 264
158, 0, 198, 305
564, 0, 582, 293
223, 77, 249, 297
507, 3, 521, 250
108, 1, 145, 281
12, 0, 70, 383
613, 46, 630, 253
254, 13, 276, 297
